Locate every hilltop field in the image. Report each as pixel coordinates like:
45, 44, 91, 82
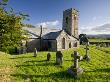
89, 39, 110, 42
0, 45, 110, 82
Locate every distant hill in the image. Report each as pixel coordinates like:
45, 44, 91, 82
87, 34, 110, 38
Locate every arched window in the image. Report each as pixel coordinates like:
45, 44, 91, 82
74, 15, 77, 20
69, 42, 71, 48
62, 38, 65, 49
73, 42, 77, 47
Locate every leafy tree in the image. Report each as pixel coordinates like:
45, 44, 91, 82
0, 0, 28, 53
79, 34, 89, 45
23, 24, 35, 28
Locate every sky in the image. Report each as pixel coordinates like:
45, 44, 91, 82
6, 0, 110, 34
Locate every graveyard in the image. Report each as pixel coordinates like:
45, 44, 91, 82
0, 45, 110, 82
1, 0, 110, 82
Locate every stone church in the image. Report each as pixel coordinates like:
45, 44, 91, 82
23, 8, 79, 52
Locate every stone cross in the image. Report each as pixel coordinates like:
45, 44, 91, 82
83, 44, 90, 61
47, 52, 51, 61
33, 48, 37, 57
56, 51, 63, 65
67, 51, 83, 77
71, 52, 83, 61
73, 51, 81, 68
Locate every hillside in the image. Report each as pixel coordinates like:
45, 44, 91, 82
89, 39, 110, 42
0, 46, 110, 82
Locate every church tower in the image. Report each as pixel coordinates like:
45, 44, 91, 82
63, 8, 78, 38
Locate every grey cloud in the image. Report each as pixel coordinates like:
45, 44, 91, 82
92, 23, 110, 32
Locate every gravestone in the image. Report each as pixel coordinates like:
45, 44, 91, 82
96, 43, 99, 46
18, 42, 27, 54
100, 43, 103, 47
83, 44, 90, 61
47, 52, 51, 61
106, 43, 109, 47
67, 51, 83, 77
33, 48, 37, 57
56, 51, 63, 65
103, 43, 106, 47
23, 46, 27, 54
18, 46, 27, 54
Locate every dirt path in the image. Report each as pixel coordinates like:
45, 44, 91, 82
0, 67, 12, 82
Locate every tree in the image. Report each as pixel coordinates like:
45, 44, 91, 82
0, 0, 28, 53
79, 34, 89, 45
23, 24, 35, 28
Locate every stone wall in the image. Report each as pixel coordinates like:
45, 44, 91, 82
63, 9, 72, 35
42, 40, 57, 51
26, 39, 40, 52
63, 8, 78, 38
57, 31, 78, 51
48, 40, 57, 51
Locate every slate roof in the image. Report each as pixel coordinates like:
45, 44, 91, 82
42, 30, 62, 39
23, 27, 61, 39
23, 27, 78, 40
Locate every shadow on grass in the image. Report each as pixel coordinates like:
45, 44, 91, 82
102, 50, 110, 54
94, 68, 110, 72
10, 56, 34, 59
9, 53, 19, 55
11, 71, 76, 81
11, 69, 110, 81
86, 68, 110, 73
64, 59, 73, 62
25, 60, 54, 63
16, 62, 56, 67
97, 48, 110, 54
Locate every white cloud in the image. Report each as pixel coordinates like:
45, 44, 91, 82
80, 16, 110, 34
92, 23, 110, 32
36, 20, 60, 28
79, 23, 110, 35
79, 27, 93, 34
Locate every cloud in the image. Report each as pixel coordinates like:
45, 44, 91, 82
79, 27, 93, 34
36, 20, 60, 28
80, 16, 110, 34
92, 23, 110, 32
36, 20, 110, 34
79, 23, 110, 34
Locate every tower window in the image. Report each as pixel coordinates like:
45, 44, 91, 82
73, 42, 77, 47
62, 38, 65, 49
66, 17, 68, 24
74, 15, 77, 20
69, 42, 71, 48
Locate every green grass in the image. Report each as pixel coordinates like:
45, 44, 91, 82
0, 46, 110, 82
89, 39, 110, 42
0, 52, 15, 82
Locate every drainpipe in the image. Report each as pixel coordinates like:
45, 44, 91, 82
40, 25, 42, 51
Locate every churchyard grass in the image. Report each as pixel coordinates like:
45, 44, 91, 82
0, 45, 110, 82
96, 47, 110, 54
0, 52, 15, 82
